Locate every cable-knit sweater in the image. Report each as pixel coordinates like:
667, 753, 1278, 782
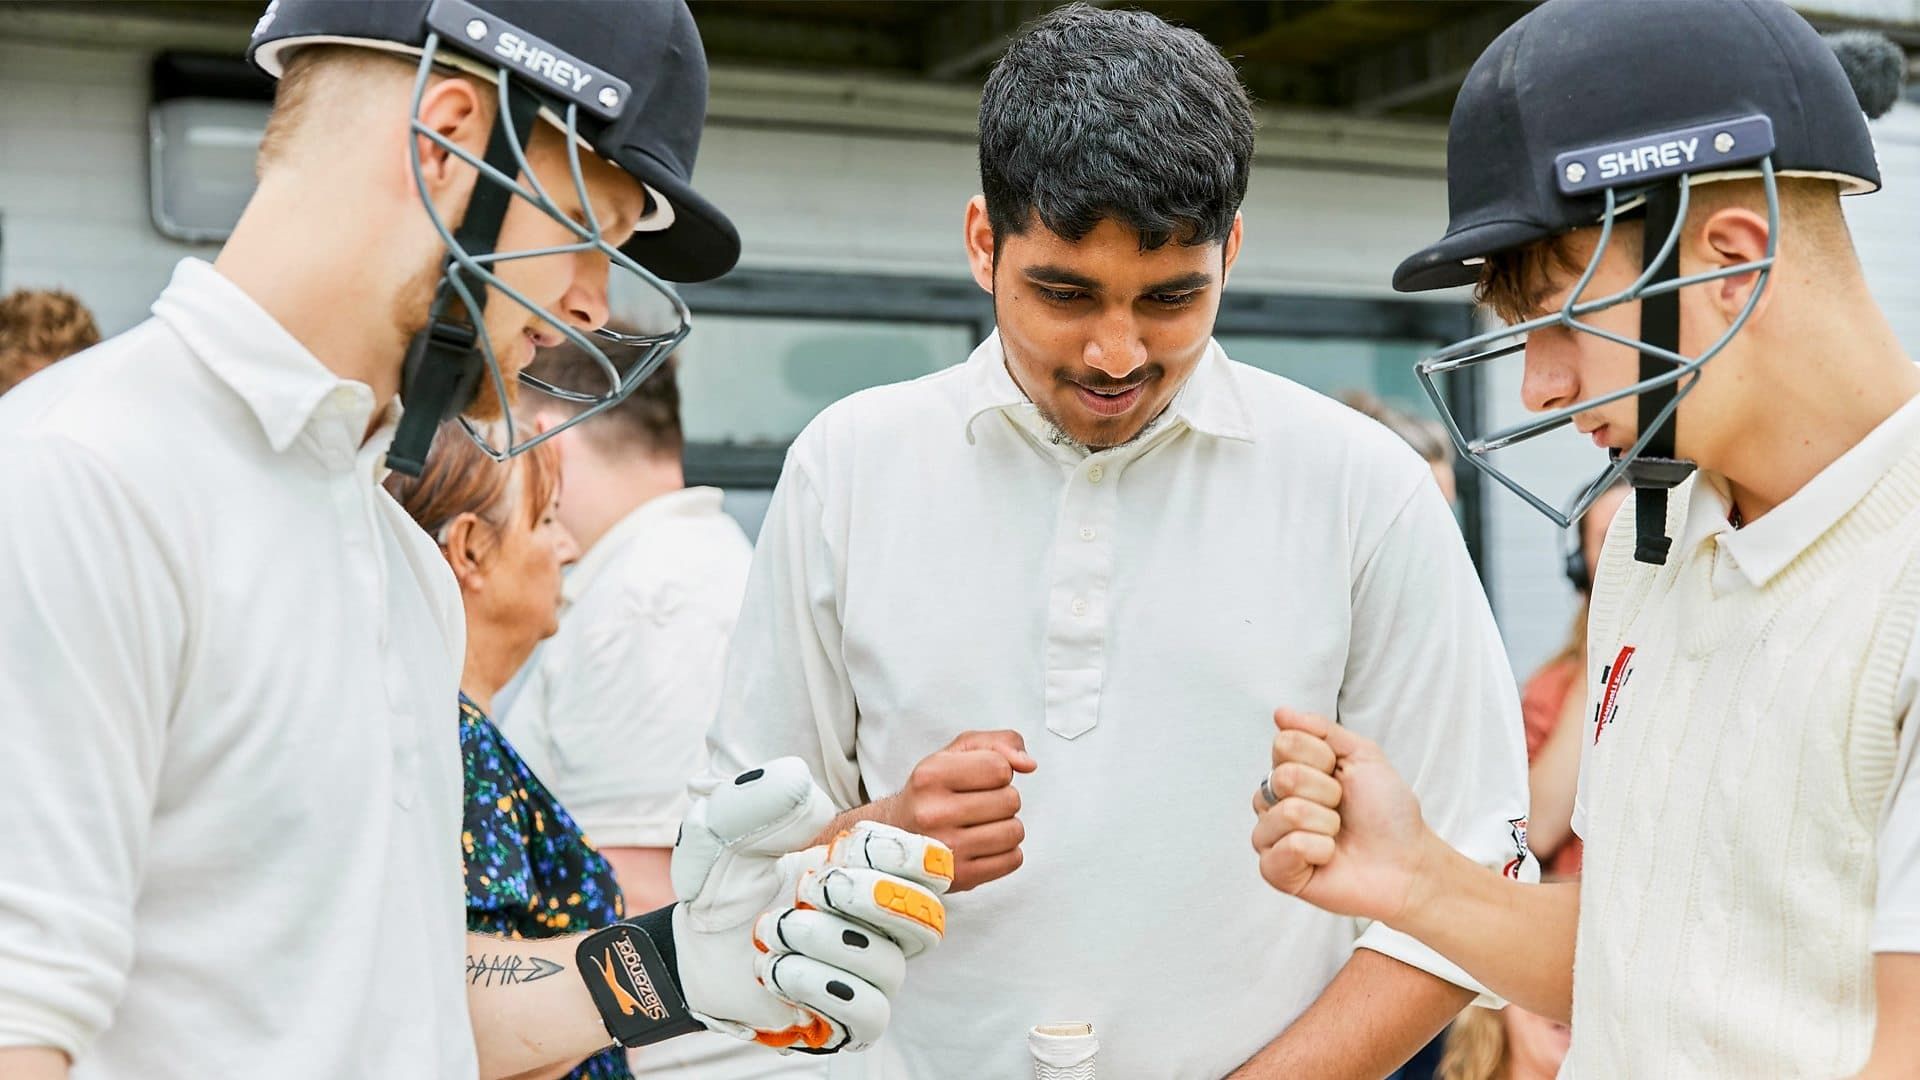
1565, 443, 1920, 1077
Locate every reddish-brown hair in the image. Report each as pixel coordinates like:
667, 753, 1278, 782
1474, 231, 1618, 327
384, 420, 560, 560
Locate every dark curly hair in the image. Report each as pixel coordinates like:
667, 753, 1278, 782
977, 3, 1255, 251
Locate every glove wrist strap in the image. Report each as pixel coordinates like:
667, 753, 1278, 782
575, 904, 707, 1048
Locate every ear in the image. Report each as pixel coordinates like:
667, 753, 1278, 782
409, 76, 491, 211
1221, 212, 1244, 286
1693, 205, 1772, 327
440, 512, 488, 590
963, 195, 995, 296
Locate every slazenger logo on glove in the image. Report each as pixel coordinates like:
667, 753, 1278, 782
592, 939, 668, 1021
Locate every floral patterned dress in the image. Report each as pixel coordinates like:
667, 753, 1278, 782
460, 694, 630, 1080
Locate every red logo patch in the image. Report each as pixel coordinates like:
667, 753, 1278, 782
1593, 645, 1636, 745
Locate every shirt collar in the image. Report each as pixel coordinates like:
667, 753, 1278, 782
960, 332, 1254, 447
150, 258, 385, 455
563, 486, 725, 603
1680, 391, 1920, 588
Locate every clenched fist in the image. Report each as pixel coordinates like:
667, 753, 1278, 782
881, 730, 1036, 892
1250, 708, 1438, 927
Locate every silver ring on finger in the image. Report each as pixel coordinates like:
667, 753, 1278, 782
1258, 773, 1280, 810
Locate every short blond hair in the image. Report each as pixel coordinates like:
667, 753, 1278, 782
0, 288, 101, 394
1437, 1006, 1509, 1080
257, 44, 491, 173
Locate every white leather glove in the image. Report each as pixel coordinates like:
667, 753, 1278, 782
671, 757, 954, 1053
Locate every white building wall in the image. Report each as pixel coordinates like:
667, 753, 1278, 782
5, 39, 1919, 679
0, 43, 1453, 323
0, 41, 220, 333
1852, 102, 1920, 351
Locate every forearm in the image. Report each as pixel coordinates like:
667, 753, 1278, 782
812, 795, 897, 845
1394, 836, 1580, 1021
1851, 953, 1920, 1078
466, 931, 617, 1080
1226, 947, 1471, 1079
0, 1047, 67, 1080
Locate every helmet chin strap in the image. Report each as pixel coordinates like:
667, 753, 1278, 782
386, 82, 541, 478
1620, 181, 1695, 566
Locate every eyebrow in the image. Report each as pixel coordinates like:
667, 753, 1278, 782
1021, 266, 1215, 294
1141, 271, 1214, 293
1023, 265, 1099, 290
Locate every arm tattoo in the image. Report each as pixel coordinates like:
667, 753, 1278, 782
466, 952, 567, 987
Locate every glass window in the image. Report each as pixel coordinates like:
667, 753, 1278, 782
1212, 335, 1441, 422
677, 315, 977, 447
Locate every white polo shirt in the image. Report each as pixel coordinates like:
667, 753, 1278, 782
0, 260, 477, 1078
698, 334, 1535, 1080
503, 487, 752, 850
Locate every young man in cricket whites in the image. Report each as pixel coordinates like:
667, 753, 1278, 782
0, 3, 951, 1077
1251, 1, 1919, 1075
698, 6, 1536, 1077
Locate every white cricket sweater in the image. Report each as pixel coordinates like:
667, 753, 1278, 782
1567, 435, 1920, 1077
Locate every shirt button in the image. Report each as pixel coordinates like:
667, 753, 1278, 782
1087, 465, 1105, 484
1079, 527, 1096, 541
1071, 597, 1089, 616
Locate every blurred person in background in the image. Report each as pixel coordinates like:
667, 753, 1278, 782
0, 287, 100, 395
514, 343, 779, 1080
386, 421, 635, 1080
1521, 479, 1628, 876
512, 341, 749, 913
1342, 389, 1457, 508
1435, 1004, 1569, 1080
